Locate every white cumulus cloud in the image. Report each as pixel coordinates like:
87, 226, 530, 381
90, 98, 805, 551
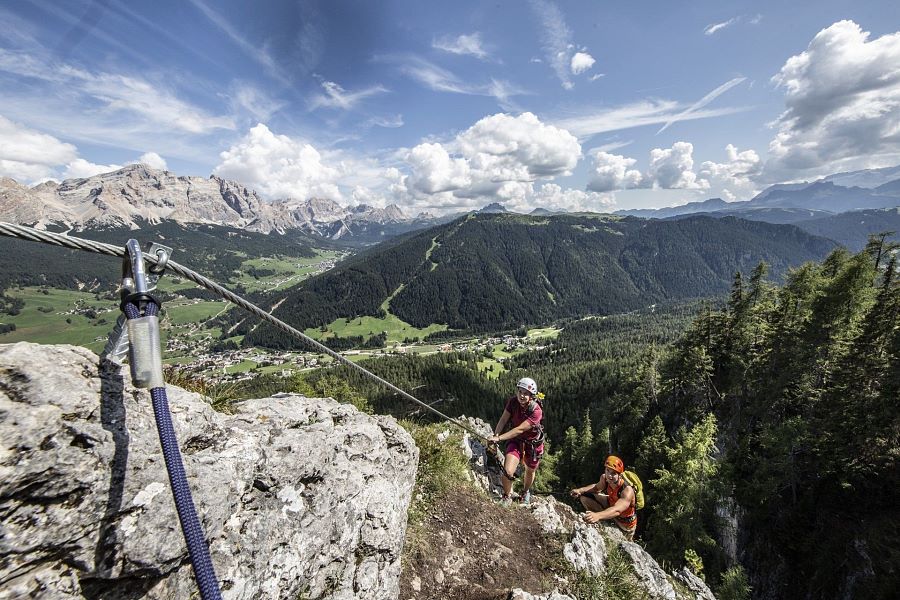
136, 152, 167, 171
530, 183, 615, 213
63, 158, 123, 180
0, 160, 56, 183
0, 115, 78, 166
456, 112, 581, 177
647, 142, 707, 189
214, 123, 342, 200
767, 20, 900, 178
407, 143, 471, 194
586, 142, 719, 193
570, 52, 595, 75
0, 115, 77, 183
402, 112, 581, 210
587, 151, 644, 192
697, 144, 762, 200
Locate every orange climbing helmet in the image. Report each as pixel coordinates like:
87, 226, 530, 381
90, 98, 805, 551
605, 455, 625, 473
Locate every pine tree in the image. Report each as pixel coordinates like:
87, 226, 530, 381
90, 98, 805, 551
645, 414, 720, 569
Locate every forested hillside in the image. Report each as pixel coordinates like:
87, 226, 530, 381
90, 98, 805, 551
657, 242, 899, 598
542, 241, 899, 598
792, 207, 900, 250
239, 213, 834, 348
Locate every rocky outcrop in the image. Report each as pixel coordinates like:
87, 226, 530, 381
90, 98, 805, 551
619, 541, 677, 600
457, 417, 717, 600
509, 590, 575, 600
0, 342, 418, 599
673, 567, 717, 600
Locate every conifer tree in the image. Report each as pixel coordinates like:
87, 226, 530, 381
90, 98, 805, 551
645, 414, 720, 569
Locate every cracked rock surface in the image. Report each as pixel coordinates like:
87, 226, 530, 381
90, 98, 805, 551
0, 342, 418, 599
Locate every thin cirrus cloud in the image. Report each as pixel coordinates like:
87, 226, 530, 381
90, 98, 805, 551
364, 114, 405, 129
383, 55, 525, 109
432, 33, 489, 59
552, 98, 749, 139
0, 49, 235, 135
656, 77, 747, 134
309, 80, 389, 111
529, 0, 576, 89
704, 18, 739, 36
185, 0, 292, 86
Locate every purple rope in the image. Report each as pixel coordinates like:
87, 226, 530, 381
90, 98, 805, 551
125, 301, 222, 600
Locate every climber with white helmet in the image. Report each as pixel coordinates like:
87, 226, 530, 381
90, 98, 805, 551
488, 376, 545, 506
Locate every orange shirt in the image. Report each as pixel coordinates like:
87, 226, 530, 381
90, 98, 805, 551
606, 478, 637, 526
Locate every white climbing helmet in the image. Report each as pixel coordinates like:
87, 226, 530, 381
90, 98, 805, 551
516, 377, 538, 396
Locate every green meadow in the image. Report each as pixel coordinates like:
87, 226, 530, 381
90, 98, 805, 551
163, 299, 230, 325
305, 313, 447, 344
0, 287, 117, 354
229, 251, 344, 293
0, 287, 229, 356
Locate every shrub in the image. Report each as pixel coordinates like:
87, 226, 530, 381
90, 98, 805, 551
717, 565, 751, 600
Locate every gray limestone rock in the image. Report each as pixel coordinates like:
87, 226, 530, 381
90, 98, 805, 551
508, 589, 575, 600
562, 522, 608, 577
619, 540, 677, 600
0, 342, 417, 599
673, 567, 717, 600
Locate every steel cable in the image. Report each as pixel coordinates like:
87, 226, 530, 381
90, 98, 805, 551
0, 221, 489, 441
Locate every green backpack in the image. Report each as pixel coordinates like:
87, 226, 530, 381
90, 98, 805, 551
622, 470, 645, 510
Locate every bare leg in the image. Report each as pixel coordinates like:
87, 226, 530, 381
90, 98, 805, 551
502, 453, 520, 497
579, 494, 609, 512
522, 465, 537, 494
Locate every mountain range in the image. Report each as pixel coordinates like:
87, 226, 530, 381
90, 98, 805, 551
0, 164, 444, 245
619, 180, 900, 219
2, 163, 899, 255
3, 164, 899, 250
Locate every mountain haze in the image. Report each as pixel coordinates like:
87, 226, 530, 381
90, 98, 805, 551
617, 165, 900, 222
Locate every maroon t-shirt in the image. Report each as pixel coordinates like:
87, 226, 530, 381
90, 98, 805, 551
503, 397, 543, 441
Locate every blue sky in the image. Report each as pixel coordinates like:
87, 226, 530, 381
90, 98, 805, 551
1, 0, 899, 214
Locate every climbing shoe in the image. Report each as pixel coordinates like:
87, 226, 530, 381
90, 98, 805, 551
520, 490, 532, 505
500, 494, 512, 506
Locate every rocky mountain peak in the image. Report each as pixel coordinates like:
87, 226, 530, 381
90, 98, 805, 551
479, 202, 508, 213
0, 176, 25, 190
383, 203, 406, 221
0, 166, 440, 241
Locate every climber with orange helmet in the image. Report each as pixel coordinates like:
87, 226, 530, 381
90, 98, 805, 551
488, 376, 545, 506
570, 455, 638, 541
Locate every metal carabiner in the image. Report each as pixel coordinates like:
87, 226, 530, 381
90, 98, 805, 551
126, 239, 149, 294
106, 239, 150, 365
121, 239, 164, 388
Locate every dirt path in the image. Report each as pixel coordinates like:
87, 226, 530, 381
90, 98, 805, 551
400, 485, 569, 600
